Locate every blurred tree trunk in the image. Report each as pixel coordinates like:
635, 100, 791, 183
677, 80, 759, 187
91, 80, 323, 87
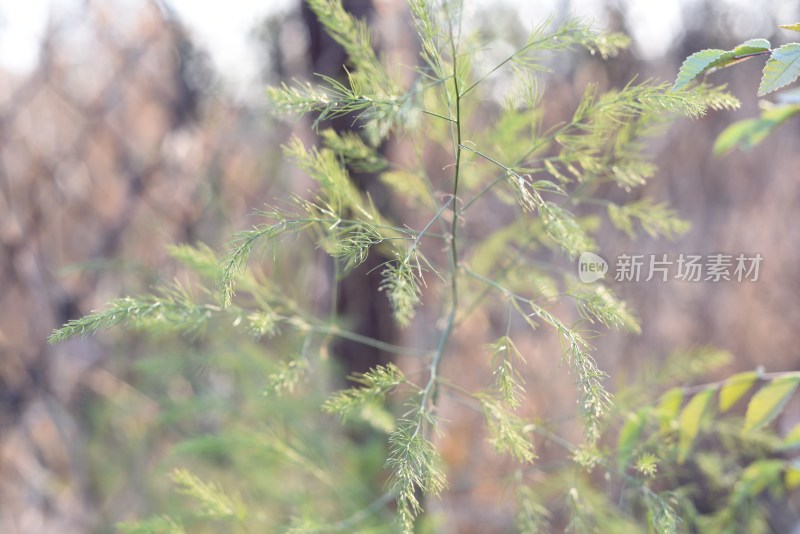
301, 0, 396, 376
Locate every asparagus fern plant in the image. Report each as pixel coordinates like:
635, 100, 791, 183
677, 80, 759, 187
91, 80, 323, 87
51, 1, 800, 532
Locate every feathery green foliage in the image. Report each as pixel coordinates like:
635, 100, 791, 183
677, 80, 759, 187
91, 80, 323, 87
48, 284, 216, 343
487, 335, 526, 409
323, 363, 406, 421
170, 469, 246, 522
385, 424, 447, 531
48, 1, 795, 532
478, 395, 536, 462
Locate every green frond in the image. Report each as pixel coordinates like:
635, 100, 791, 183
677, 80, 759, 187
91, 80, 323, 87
379, 253, 425, 327
170, 469, 246, 522
576, 29, 631, 60
218, 215, 309, 308
512, 17, 624, 70
266, 80, 360, 121
326, 222, 384, 273
385, 424, 447, 533
487, 336, 526, 408
551, 80, 736, 195
320, 128, 387, 172
48, 285, 217, 344
167, 243, 219, 280
519, 301, 611, 445
572, 444, 603, 470
690, 82, 741, 112
264, 358, 309, 397
643, 490, 681, 534
408, 0, 447, 78
571, 284, 640, 333
245, 308, 281, 340
570, 343, 612, 445
540, 202, 596, 258
305, 0, 396, 95
478, 395, 536, 462
564, 482, 642, 533
608, 199, 691, 240
323, 363, 405, 421
516, 486, 552, 533
284, 137, 379, 220
505, 170, 545, 213
267, 77, 410, 142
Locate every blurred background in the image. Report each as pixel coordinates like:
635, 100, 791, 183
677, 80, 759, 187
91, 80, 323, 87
1, 0, 800, 532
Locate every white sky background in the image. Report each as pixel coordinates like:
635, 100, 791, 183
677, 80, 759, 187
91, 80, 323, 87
0, 0, 784, 97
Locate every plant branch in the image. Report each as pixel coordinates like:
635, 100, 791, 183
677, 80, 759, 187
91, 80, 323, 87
416, 17, 464, 437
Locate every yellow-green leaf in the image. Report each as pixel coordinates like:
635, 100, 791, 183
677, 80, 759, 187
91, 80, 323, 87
733, 38, 771, 56
743, 376, 800, 434
656, 387, 683, 432
719, 371, 759, 412
779, 23, 800, 32
758, 43, 800, 96
678, 387, 715, 463
737, 459, 785, 497
784, 423, 800, 449
617, 410, 647, 469
786, 465, 800, 489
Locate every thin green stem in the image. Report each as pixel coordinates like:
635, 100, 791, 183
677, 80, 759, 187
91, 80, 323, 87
418, 108, 457, 123
416, 17, 463, 437
292, 320, 432, 357
460, 26, 581, 98
407, 197, 454, 260
329, 490, 396, 531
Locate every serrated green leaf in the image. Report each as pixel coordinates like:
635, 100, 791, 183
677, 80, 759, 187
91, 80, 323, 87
779, 23, 800, 32
786, 465, 800, 489
743, 376, 800, 433
733, 38, 771, 56
758, 43, 800, 96
675, 50, 724, 83
719, 371, 759, 412
674, 49, 729, 89
678, 387, 715, 463
657, 387, 683, 432
617, 410, 647, 469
